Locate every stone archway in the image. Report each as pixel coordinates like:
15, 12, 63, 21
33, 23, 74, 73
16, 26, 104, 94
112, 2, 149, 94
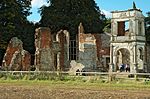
115, 48, 130, 71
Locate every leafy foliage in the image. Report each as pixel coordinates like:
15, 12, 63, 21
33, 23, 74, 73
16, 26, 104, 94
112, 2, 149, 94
0, 0, 31, 45
103, 18, 111, 33
39, 0, 106, 37
0, 0, 35, 64
145, 12, 150, 41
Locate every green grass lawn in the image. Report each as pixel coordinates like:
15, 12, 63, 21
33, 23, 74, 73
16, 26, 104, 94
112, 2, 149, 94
0, 79, 150, 90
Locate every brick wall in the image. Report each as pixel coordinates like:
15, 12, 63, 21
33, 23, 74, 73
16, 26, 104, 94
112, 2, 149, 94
2, 37, 31, 70
35, 27, 54, 71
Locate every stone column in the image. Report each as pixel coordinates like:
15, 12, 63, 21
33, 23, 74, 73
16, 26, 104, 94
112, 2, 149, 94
57, 52, 61, 71
129, 20, 133, 33
142, 20, 145, 36
136, 20, 139, 36
56, 52, 61, 75
109, 44, 114, 72
143, 45, 147, 72
133, 44, 138, 73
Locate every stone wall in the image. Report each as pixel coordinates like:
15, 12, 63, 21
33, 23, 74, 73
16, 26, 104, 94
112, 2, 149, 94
77, 23, 110, 71
35, 27, 54, 71
2, 25, 111, 72
96, 33, 110, 71
34, 27, 70, 71
78, 32, 97, 71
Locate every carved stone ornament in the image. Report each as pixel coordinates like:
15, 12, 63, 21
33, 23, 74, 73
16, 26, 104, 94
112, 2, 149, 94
119, 12, 127, 18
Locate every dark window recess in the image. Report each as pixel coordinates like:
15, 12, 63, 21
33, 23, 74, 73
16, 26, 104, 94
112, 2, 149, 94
139, 48, 143, 60
138, 21, 142, 35
117, 21, 129, 36
69, 39, 78, 60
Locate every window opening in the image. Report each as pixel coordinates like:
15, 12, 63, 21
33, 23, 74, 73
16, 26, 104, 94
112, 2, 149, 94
138, 21, 142, 35
69, 35, 78, 60
117, 21, 129, 36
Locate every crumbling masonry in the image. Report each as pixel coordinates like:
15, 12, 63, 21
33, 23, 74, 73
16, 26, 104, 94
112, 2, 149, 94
2, 37, 31, 71
2, 4, 150, 73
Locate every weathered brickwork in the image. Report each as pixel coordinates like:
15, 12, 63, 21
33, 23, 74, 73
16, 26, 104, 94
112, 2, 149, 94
94, 33, 110, 71
3, 3, 150, 73
2, 25, 111, 72
77, 23, 110, 71
34, 27, 71, 71
2, 37, 31, 71
35, 27, 54, 71
78, 32, 97, 71
56, 30, 70, 70
21, 50, 31, 71
3, 37, 22, 68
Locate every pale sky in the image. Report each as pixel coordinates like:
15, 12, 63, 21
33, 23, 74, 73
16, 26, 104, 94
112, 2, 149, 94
27, 0, 150, 22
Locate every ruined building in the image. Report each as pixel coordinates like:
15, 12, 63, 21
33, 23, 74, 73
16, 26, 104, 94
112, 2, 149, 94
110, 4, 148, 73
2, 3, 150, 73
34, 27, 70, 71
2, 24, 110, 72
77, 23, 110, 72
34, 25, 110, 72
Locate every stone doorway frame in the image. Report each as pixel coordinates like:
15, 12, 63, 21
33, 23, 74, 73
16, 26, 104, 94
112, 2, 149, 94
114, 48, 130, 72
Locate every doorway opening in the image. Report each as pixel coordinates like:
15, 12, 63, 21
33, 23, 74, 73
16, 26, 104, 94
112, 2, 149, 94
116, 48, 130, 72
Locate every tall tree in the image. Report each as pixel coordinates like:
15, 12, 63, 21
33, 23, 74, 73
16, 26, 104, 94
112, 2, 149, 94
0, 0, 34, 64
39, 0, 106, 38
145, 12, 150, 41
103, 18, 111, 33
0, 0, 32, 47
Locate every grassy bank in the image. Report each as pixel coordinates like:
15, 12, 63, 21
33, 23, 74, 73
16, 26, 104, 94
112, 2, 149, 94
0, 72, 150, 90
0, 78, 150, 91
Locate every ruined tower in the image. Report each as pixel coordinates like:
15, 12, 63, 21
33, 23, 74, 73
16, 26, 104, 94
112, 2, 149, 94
110, 3, 147, 73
